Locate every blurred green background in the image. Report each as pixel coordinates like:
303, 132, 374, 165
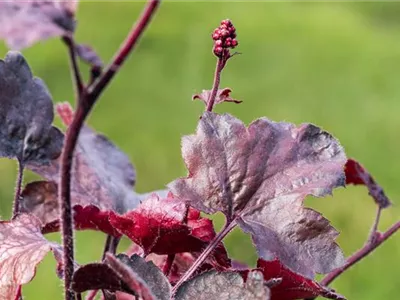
0, 1, 399, 299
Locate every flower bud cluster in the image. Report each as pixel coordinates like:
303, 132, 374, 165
212, 19, 238, 57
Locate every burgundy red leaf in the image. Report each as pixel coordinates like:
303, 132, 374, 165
0, 51, 63, 165
0, 214, 63, 299
72, 253, 171, 300
174, 270, 270, 300
257, 259, 345, 300
109, 193, 231, 266
345, 159, 391, 208
0, 1, 77, 50
193, 88, 242, 107
169, 112, 346, 277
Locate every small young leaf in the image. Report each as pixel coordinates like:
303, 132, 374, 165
72, 254, 171, 300
27, 102, 141, 213
175, 270, 270, 300
0, 51, 63, 165
20, 180, 121, 236
257, 259, 346, 300
169, 112, 346, 277
109, 193, 231, 265
0, 1, 77, 50
75, 43, 103, 68
193, 88, 242, 107
345, 159, 391, 208
0, 214, 63, 299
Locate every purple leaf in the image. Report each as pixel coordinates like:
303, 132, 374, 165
0, 214, 63, 299
72, 254, 171, 300
0, 51, 63, 165
20, 180, 121, 236
72, 263, 133, 295
175, 270, 270, 300
75, 43, 103, 68
27, 102, 141, 213
345, 159, 391, 208
169, 112, 346, 277
0, 1, 77, 50
193, 88, 242, 107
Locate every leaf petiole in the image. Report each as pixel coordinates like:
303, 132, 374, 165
172, 218, 237, 294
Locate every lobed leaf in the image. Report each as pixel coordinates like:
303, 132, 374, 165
345, 159, 391, 208
169, 112, 346, 277
257, 259, 345, 300
19, 180, 121, 236
27, 102, 142, 213
193, 88, 242, 107
174, 270, 270, 300
109, 193, 230, 265
0, 51, 63, 165
0, 214, 63, 299
0, 1, 78, 50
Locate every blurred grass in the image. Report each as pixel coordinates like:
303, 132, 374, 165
0, 2, 399, 299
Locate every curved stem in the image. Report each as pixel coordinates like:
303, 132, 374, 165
88, 0, 160, 102
60, 103, 89, 300
59, 2, 160, 299
102, 235, 121, 260
206, 57, 224, 112
12, 160, 24, 218
63, 34, 84, 96
320, 221, 399, 287
172, 219, 237, 294
163, 254, 175, 277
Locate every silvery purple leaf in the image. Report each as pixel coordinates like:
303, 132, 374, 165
169, 112, 346, 277
175, 270, 269, 300
0, 51, 63, 165
0, 1, 77, 50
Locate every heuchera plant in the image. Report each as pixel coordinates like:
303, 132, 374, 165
0, 1, 398, 300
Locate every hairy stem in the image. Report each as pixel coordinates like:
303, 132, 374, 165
163, 254, 175, 277
102, 235, 121, 260
63, 34, 84, 96
320, 221, 399, 287
206, 57, 224, 112
172, 219, 237, 294
59, 2, 160, 299
11, 160, 24, 218
367, 207, 382, 243
87, 0, 160, 102
60, 103, 89, 300
76, 294, 82, 300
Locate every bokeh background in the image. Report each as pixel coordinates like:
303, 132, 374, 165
0, 1, 399, 299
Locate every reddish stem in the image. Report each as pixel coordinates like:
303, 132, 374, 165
206, 57, 224, 112
163, 254, 175, 277
59, 2, 160, 299
11, 160, 24, 218
172, 219, 236, 294
320, 221, 399, 286
60, 103, 89, 300
88, 0, 160, 102
63, 34, 84, 96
